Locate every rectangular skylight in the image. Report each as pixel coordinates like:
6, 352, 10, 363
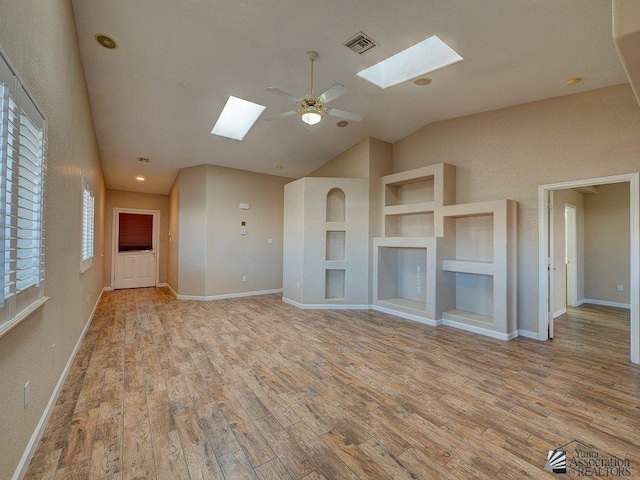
356, 35, 463, 89
211, 95, 266, 141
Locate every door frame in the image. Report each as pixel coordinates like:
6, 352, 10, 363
538, 173, 639, 364
111, 208, 160, 289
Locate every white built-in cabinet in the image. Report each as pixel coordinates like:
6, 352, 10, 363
373, 164, 518, 340
283, 177, 369, 308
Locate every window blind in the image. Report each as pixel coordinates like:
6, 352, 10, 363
81, 178, 94, 272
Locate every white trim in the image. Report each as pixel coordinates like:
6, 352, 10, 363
282, 297, 370, 310
163, 283, 178, 298
371, 304, 442, 326
553, 308, 567, 319
518, 329, 541, 340
102, 286, 113, 292
442, 318, 519, 341
12, 288, 107, 480
538, 172, 639, 364
0, 296, 48, 340
177, 288, 283, 301
577, 298, 631, 309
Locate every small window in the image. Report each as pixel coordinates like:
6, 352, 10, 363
81, 178, 94, 272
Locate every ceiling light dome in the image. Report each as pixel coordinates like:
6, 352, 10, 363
300, 110, 322, 125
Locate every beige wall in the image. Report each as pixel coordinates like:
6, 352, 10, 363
104, 189, 169, 286
0, 1, 106, 478
168, 177, 180, 293
178, 165, 292, 298
309, 138, 370, 179
393, 84, 640, 333
552, 189, 585, 314
584, 182, 631, 305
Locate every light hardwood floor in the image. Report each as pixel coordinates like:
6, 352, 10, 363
25, 288, 640, 479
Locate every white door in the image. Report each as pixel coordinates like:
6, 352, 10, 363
113, 209, 158, 289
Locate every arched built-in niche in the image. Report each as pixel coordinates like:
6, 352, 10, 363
326, 188, 346, 222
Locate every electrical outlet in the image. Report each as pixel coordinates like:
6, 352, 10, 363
617, 284, 624, 292
24, 381, 30, 407
242, 275, 247, 282
416, 265, 421, 273
267, 238, 273, 244
297, 282, 300, 290
51, 344, 56, 365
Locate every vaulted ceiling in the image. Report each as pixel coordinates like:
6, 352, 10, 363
71, 0, 629, 195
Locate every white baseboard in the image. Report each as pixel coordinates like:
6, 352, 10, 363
177, 288, 283, 301
13, 287, 108, 480
442, 318, 518, 341
102, 286, 113, 292
553, 308, 566, 318
577, 298, 631, 309
518, 329, 541, 340
282, 297, 370, 310
371, 304, 441, 327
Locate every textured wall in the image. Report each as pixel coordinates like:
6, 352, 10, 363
104, 189, 169, 286
584, 182, 631, 304
393, 84, 640, 333
0, 1, 105, 477
177, 165, 291, 298
168, 176, 180, 293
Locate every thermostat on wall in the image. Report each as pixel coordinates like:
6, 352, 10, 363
239, 203, 250, 210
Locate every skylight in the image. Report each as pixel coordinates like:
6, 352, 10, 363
357, 35, 463, 89
211, 96, 266, 141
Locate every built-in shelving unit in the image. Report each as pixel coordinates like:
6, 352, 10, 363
373, 164, 518, 340
440, 199, 518, 339
283, 177, 369, 308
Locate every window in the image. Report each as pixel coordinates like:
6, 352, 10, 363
81, 178, 94, 272
0, 46, 47, 334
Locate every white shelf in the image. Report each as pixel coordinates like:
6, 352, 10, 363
377, 297, 427, 314
442, 309, 494, 325
442, 200, 505, 218
443, 260, 494, 275
384, 201, 435, 216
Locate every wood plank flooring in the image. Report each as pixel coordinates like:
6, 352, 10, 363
25, 289, 640, 479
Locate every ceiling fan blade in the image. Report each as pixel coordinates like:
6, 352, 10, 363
318, 83, 347, 104
264, 110, 298, 121
326, 108, 364, 122
266, 87, 300, 102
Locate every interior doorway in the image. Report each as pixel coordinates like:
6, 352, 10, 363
538, 173, 639, 364
564, 204, 577, 307
112, 208, 159, 289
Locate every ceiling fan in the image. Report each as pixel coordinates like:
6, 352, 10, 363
265, 51, 364, 126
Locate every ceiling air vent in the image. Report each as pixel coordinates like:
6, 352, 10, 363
344, 32, 377, 55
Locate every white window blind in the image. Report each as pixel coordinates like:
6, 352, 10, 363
0, 46, 46, 329
81, 178, 94, 272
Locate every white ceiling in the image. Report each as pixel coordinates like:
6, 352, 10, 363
71, 0, 628, 195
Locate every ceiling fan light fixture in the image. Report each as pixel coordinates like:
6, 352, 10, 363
300, 110, 322, 125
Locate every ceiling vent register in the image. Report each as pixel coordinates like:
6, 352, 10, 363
345, 32, 377, 54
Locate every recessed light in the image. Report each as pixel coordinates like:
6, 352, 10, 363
414, 77, 433, 86
565, 77, 582, 87
336, 120, 349, 127
95, 34, 118, 50
211, 96, 266, 141
275, 165, 283, 170
135, 176, 146, 182
357, 35, 463, 89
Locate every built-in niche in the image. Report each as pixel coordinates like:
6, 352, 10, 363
326, 231, 346, 261
325, 269, 346, 299
326, 188, 346, 222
